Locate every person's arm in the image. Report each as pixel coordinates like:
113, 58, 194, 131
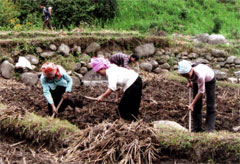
40, 76, 54, 104
62, 72, 73, 99
188, 93, 203, 111
188, 78, 205, 111
98, 88, 113, 101
123, 56, 130, 69
115, 89, 120, 103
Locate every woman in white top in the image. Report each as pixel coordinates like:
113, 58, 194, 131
178, 60, 216, 133
91, 57, 142, 121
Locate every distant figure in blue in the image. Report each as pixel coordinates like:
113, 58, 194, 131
40, 3, 54, 32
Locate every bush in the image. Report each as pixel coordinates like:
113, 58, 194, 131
0, 0, 19, 27
12, 0, 118, 30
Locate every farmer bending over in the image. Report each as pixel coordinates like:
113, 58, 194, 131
40, 62, 79, 116
91, 57, 142, 121
178, 60, 216, 133
109, 53, 139, 69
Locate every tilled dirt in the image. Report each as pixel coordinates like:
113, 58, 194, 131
0, 74, 239, 131
0, 73, 240, 163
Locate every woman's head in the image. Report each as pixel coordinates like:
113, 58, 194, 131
178, 60, 192, 78
90, 57, 110, 76
41, 62, 58, 79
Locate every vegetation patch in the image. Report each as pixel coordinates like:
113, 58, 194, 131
0, 107, 80, 149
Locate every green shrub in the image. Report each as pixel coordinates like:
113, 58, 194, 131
0, 0, 19, 26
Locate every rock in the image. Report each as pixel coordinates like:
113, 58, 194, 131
153, 120, 188, 131
25, 55, 39, 65
194, 58, 209, 64
208, 34, 227, 45
0, 60, 14, 79
155, 51, 163, 56
211, 49, 226, 57
20, 72, 39, 86
73, 72, 83, 80
80, 67, 88, 75
74, 63, 82, 72
153, 67, 162, 74
86, 63, 92, 70
72, 45, 81, 54
71, 76, 81, 88
134, 43, 156, 58
82, 69, 108, 86
189, 53, 198, 59
49, 44, 57, 51
214, 70, 227, 80
226, 56, 237, 64
40, 51, 55, 58
194, 33, 209, 43
234, 71, 240, 77
58, 43, 70, 56
36, 47, 43, 53
233, 126, 240, 132
205, 54, 212, 61
227, 77, 237, 83
217, 58, 225, 62
85, 42, 101, 53
140, 62, 153, 72
15, 56, 33, 70
160, 63, 171, 69
150, 60, 159, 70
235, 58, 240, 65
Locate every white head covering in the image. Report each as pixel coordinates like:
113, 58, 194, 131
178, 60, 192, 74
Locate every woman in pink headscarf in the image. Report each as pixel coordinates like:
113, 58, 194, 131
91, 57, 142, 121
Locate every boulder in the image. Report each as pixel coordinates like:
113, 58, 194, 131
25, 55, 39, 65
160, 63, 171, 69
40, 51, 55, 58
36, 47, 43, 54
214, 70, 227, 80
71, 76, 81, 88
49, 44, 57, 51
134, 43, 156, 58
20, 72, 39, 86
226, 56, 237, 64
153, 120, 188, 131
211, 49, 226, 57
71, 45, 81, 54
80, 67, 88, 75
208, 34, 227, 45
194, 33, 209, 43
82, 69, 107, 86
140, 62, 153, 72
85, 42, 101, 53
0, 60, 14, 79
58, 43, 70, 56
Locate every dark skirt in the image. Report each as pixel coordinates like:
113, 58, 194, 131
118, 76, 142, 121
47, 86, 75, 116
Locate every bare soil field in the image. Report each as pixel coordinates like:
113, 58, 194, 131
0, 72, 239, 163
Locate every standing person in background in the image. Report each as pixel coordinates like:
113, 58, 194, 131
40, 3, 54, 32
90, 57, 142, 121
40, 62, 80, 116
178, 60, 216, 133
109, 52, 139, 69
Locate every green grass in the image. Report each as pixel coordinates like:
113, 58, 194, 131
103, 0, 240, 38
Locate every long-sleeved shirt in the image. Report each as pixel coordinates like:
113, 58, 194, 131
109, 53, 131, 69
40, 65, 72, 104
191, 64, 215, 94
106, 64, 138, 92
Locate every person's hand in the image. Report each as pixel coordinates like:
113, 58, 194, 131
52, 105, 58, 114
188, 103, 194, 111
62, 92, 68, 99
187, 82, 192, 88
97, 95, 104, 102
115, 98, 119, 103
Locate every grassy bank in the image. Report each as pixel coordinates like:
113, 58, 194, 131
105, 0, 240, 38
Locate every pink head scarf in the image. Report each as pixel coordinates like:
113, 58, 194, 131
90, 57, 110, 72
